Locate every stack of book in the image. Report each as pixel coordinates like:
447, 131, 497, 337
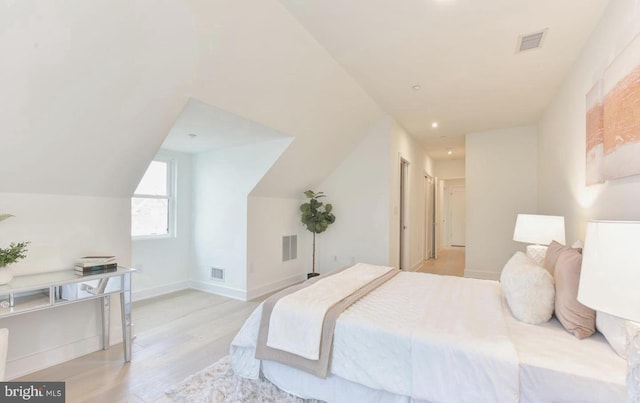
75, 256, 117, 275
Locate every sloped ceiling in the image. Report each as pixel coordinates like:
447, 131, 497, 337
161, 99, 292, 154
0, 1, 198, 197
279, 0, 610, 160
0, 0, 384, 198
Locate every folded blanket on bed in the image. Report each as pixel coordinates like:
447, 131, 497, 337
255, 263, 399, 378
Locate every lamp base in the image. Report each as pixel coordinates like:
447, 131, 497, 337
525, 244, 547, 266
628, 321, 640, 403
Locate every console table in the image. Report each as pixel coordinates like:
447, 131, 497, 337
0, 267, 134, 363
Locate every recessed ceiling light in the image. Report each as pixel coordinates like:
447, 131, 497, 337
447, 149, 453, 155
412, 85, 422, 91
432, 122, 438, 128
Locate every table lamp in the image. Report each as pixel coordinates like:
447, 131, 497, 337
513, 214, 566, 265
577, 220, 640, 402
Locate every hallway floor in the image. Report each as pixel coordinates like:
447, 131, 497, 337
417, 246, 465, 277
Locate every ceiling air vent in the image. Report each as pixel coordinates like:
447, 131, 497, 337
516, 29, 548, 53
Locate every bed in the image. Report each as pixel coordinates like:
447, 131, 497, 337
230, 263, 627, 402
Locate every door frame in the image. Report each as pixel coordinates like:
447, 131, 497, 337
446, 184, 466, 247
424, 173, 434, 260
399, 157, 410, 270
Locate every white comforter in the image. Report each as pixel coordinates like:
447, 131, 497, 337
231, 272, 520, 402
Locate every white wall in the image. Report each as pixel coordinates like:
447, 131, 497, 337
132, 149, 193, 300
191, 139, 291, 300
538, 0, 640, 243
246, 196, 307, 299
0, 193, 131, 379
390, 121, 435, 270
465, 126, 538, 279
315, 118, 392, 273
434, 159, 465, 180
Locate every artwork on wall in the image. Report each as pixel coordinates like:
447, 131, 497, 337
586, 80, 604, 185
587, 31, 640, 185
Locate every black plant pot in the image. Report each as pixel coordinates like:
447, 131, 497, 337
307, 272, 320, 280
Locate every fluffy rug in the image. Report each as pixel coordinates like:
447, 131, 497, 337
166, 355, 322, 403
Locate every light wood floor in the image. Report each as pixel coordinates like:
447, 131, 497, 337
16, 251, 465, 402
17, 289, 264, 403
416, 246, 465, 277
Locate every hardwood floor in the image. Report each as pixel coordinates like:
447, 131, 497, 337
416, 246, 465, 277
17, 289, 263, 403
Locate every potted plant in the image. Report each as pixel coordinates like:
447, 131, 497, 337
0, 214, 30, 285
300, 190, 336, 279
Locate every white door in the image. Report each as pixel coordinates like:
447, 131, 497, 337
449, 187, 466, 246
434, 177, 443, 259
424, 174, 434, 260
399, 159, 410, 269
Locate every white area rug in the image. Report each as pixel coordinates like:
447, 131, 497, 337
166, 355, 320, 403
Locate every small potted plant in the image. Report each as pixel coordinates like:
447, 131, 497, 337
0, 214, 30, 285
300, 190, 336, 279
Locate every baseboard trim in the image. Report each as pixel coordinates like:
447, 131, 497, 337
246, 274, 307, 300
133, 281, 191, 302
6, 330, 123, 380
464, 269, 500, 281
189, 281, 247, 301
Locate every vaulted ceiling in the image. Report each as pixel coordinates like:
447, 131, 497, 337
0, 0, 610, 199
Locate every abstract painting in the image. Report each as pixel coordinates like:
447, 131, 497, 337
586, 80, 604, 185
602, 32, 640, 181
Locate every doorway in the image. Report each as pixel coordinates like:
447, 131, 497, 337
424, 174, 435, 260
399, 158, 410, 270
446, 183, 466, 247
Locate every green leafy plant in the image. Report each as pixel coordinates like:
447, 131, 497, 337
300, 190, 336, 276
0, 242, 29, 267
0, 214, 30, 267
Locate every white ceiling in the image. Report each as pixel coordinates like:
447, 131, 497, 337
279, 0, 610, 160
162, 99, 291, 154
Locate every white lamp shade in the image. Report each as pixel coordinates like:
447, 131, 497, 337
578, 220, 640, 323
513, 214, 566, 245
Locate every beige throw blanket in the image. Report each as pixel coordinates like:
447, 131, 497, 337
255, 263, 399, 378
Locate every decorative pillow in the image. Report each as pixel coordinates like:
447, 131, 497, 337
500, 252, 555, 324
596, 311, 627, 358
543, 240, 570, 275
554, 248, 595, 339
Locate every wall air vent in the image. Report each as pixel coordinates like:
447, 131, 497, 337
282, 235, 298, 262
211, 267, 225, 281
516, 29, 548, 53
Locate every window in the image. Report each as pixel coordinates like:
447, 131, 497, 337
131, 159, 175, 238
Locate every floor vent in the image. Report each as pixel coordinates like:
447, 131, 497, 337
282, 235, 297, 262
516, 29, 547, 53
211, 267, 225, 281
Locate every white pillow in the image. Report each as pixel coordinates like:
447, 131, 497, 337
501, 252, 555, 324
596, 311, 627, 358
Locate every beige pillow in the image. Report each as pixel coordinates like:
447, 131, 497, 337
543, 240, 570, 275
554, 248, 595, 339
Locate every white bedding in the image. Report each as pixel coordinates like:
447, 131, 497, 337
230, 272, 627, 402
267, 263, 394, 360
504, 299, 626, 403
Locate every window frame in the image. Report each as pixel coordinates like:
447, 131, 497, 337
131, 156, 176, 240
